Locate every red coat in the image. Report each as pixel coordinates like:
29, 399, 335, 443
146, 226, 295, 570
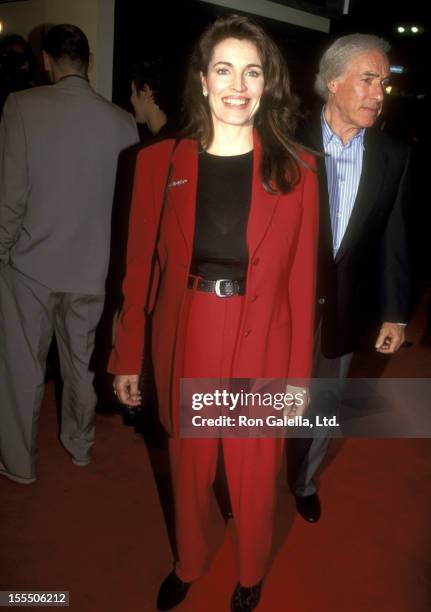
109, 134, 319, 435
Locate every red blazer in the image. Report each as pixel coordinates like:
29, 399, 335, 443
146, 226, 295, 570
109, 134, 319, 435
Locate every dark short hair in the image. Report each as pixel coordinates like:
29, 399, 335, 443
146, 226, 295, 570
130, 58, 170, 114
42, 24, 90, 69
0, 34, 36, 72
181, 14, 303, 194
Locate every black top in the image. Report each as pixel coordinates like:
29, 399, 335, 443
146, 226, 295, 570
190, 150, 253, 280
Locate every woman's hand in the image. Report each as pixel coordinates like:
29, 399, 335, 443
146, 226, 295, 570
113, 374, 142, 407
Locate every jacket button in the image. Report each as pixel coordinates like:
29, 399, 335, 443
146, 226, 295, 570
252, 257, 260, 266
244, 329, 251, 337
318, 297, 326, 305
250, 295, 258, 302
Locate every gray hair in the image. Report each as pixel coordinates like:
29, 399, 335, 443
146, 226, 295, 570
315, 33, 390, 100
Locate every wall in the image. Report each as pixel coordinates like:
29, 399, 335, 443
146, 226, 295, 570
200, 0, 330, 32
0, 0, 115, 98
0, 0, 44, 39
95, 0, 115, 101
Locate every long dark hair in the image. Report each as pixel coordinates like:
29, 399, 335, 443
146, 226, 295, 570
181, 14, 304, 194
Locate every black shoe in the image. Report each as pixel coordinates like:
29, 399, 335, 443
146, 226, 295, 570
230, 580, 263, 611
295, 492, 321, 523
157, 571, 191, 610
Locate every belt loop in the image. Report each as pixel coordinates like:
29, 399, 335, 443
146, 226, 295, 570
188, 274, 200, 291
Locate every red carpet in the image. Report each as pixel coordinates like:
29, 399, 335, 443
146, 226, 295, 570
1, 293, 431, 611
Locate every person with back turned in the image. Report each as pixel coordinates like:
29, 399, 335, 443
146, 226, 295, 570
0, 34, 35, 116
0, 24, 138, 484
129, 57, 178, 143
290, 34, 411, 523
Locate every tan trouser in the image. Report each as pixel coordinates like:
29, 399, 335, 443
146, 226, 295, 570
0, 264, 104, 479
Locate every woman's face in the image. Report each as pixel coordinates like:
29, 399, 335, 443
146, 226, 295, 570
201, 37, 264, 131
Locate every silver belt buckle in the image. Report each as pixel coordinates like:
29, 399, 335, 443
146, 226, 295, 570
215, 279, 234, 298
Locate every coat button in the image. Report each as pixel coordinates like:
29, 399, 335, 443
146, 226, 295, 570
252, 257, 260, 266
318, 297, 326, 305
244, 329, 251, 337
250, 295, 258, 302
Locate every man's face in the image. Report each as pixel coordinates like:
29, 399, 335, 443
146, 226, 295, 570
327, 50, 390, 131
130, 81, 151, 124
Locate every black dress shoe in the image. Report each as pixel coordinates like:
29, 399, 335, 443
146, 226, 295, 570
295, 492, 321, 523
231, 580, 263, 611
157, 571, 191, 610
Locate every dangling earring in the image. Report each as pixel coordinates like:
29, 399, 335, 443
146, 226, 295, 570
203, 90, 208, 97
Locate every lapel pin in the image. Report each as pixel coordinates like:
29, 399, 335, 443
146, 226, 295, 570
169, 179, 188, 187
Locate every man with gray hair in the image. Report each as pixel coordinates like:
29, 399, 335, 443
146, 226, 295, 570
0, 25, 138, 484
290, 34, 411, 522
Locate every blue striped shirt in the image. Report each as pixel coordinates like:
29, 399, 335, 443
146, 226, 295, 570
321, 110, 365, 256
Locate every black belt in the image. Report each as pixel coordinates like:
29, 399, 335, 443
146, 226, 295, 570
187, 276, 245, 297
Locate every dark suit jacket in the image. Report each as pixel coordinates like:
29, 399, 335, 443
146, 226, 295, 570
298, 114, 411, 358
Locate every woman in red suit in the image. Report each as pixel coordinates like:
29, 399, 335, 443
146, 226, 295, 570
110, 14, 318, 612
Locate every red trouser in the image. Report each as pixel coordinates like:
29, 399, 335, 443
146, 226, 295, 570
170, 289, 284, 586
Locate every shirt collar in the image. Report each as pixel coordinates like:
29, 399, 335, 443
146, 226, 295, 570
321, 106, 365, 148
56, 74, 89, 84
53, 74, 91, 91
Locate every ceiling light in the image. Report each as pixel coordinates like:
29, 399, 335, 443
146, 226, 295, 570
411, 26, 419, 33
397, 26, 405, 33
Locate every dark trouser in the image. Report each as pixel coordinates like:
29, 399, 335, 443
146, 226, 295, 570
289, 323, 353, 496
0, 264, 104, 479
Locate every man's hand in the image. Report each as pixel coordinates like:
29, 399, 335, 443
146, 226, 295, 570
375, 322, 406, 354
113, 374, 141, 407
